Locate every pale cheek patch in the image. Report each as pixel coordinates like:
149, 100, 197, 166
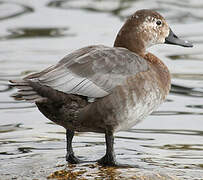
138, 16, 167, 46
144, 16, 159, 30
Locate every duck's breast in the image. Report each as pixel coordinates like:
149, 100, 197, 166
112, 64, 170, 132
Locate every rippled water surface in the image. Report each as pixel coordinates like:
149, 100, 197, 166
0, 0, 203, 179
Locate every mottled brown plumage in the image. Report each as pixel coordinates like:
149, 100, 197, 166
10, 9, 192, 166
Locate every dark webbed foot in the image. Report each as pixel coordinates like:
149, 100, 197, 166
97, 130, 118, 166
97, 155, 136, 167
66, 153, 81, 164
66, 129, 82, 164
97, 154, 117, 166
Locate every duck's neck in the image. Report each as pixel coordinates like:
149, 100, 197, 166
144, 52, 171, 93
114, 28, 146, 57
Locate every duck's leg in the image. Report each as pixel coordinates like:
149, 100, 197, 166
97, 131, 117, 166
66, 129, 81, 164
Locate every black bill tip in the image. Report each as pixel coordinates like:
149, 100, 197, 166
165, 28, 193, 48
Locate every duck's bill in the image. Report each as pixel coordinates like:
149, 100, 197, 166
165, 28, 193, 47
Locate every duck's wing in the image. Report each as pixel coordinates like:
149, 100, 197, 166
25, 45, 148, 98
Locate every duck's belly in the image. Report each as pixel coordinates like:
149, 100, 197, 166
115, 89, 162, 132
112, 76, 166, 132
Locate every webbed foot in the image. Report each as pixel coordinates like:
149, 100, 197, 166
66, 153, 82, 164
97, 154, 117, 166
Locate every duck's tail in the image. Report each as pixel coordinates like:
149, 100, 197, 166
9, 79, 48, 103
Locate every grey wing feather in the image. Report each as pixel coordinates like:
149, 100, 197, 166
26, 45, 148, 98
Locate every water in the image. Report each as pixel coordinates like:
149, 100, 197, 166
0, 0, 203, 179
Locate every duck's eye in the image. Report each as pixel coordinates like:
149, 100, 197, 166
156, 20, 162, 26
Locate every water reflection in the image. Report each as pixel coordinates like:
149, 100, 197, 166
0, 123, 30, 133
47, 0, 203, 23
18, 147, 33, 153
168, 54, 203, 61
0, 1, 33, 21
0, 83, 11, 92
0, 103, 35, 110
171, 84, 203, 97
47, 0, 131, 20
128, 129, 203, 136
0, 27, 74, 40
187, 104, 203, 109
152, 110, 203, 116
143, 144, 203, 151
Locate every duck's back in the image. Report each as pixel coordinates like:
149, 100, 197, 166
28, 45, 148, 97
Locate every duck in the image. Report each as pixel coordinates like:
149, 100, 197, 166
10, 9, 193, 166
